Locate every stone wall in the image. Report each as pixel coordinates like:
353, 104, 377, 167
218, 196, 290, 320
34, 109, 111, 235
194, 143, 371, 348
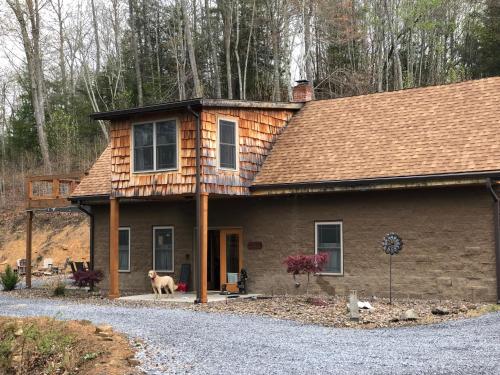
93, 186, 498, 301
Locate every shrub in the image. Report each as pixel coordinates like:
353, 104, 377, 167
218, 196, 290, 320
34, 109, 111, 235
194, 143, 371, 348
283, 253, 329, 294
71, 270, 103, 288
53, 282, 66, 297
1, 265, 20, 291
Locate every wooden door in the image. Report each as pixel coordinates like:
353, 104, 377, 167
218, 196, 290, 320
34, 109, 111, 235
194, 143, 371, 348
219, 229, 243, 291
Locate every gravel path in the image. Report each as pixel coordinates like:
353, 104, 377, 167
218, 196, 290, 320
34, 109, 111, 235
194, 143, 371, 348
0, 295, 498, 374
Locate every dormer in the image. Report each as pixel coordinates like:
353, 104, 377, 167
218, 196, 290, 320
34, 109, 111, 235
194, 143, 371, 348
90, 99, 302, 198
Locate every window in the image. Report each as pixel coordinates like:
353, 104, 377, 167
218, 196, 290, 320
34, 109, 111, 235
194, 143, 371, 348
315, 222, 343, 274
153, 226, 174, 272
218, 119, 237, 170
133, 119, 178, 172
119, 228, 130, 272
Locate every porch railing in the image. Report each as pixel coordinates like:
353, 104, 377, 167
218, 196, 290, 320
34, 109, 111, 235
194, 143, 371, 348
26, 174, 82, 209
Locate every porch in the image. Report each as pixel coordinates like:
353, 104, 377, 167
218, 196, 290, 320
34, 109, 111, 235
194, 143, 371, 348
118, 290, 260, 303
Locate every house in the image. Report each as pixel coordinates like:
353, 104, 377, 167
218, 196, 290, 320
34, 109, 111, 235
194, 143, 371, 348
67, 78, 500, 302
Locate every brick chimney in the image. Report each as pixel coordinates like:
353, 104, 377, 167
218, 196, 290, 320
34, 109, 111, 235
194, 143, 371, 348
292, 80, 313, 102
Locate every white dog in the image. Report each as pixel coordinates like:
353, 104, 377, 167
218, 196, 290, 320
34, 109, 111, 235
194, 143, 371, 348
148, 270, 177, 298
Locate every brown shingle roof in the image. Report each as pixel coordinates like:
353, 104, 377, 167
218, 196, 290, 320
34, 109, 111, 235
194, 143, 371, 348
254, 77, 500, 187
70, 145, 111, 198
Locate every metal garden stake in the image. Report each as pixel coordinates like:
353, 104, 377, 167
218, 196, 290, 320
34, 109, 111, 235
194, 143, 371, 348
382, 233, 403, 304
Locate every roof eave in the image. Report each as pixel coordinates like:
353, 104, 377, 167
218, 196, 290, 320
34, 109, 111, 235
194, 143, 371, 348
90, 98, 303, 121
69, 194, 111, 203
251, 171, 500, 195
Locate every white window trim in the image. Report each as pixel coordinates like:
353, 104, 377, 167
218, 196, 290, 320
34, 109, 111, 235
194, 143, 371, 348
153, 226, 175, 273
118, 227, 131, 273
131, 118, 180, 173
315, 221, 343, 276
216, 116, 239, 171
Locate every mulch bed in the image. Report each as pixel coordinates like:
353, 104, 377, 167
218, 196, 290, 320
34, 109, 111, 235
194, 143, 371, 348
188, 295, 498, 329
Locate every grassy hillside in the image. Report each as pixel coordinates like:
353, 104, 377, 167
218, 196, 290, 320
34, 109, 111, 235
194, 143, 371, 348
0, 210, 89, 272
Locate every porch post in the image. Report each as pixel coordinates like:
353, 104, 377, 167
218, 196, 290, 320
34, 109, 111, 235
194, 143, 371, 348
109, 197, 120, 298
25, 210, 33, 288
200, 192, 208, 303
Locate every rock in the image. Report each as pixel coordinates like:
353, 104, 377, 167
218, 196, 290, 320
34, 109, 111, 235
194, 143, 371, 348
431, 307, 449, 315
128, 358, 141, 366
400, 309, 418, 321
97, 331, 112, 338
95, 325, 113, 333
307, 297, 328, 307
459, 305, 468, 313
358, 301, 373, 310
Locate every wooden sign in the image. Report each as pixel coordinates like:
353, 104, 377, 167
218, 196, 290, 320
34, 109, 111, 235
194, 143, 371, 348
247, 241, 263, 250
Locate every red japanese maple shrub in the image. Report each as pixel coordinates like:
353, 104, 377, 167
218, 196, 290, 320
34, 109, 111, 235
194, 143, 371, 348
71, 270, 104, 288
283, 253, 328, 294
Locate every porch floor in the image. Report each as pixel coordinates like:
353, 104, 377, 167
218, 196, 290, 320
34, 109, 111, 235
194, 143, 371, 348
118, 290, 261, 303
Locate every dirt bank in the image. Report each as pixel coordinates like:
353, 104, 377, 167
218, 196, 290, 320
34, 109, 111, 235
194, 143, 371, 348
0, 209, 89, 271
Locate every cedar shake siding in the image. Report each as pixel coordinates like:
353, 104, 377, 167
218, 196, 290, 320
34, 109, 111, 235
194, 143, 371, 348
107, 107, 295, 198
93, 186, 497, 301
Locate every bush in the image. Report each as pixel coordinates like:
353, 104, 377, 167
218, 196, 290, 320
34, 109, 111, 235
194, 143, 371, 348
1, 265, 20, 291
71, 270, 103, 288
283, 253, 329, 294
52, 282, 66, 297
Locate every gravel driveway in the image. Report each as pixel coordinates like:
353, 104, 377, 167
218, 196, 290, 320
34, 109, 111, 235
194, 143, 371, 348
0, 295, 498, 374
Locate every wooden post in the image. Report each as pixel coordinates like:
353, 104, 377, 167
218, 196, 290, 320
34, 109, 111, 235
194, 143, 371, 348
26, 210, 33, 288
200, 192, 208, 303
109, 197, 120, 299
52, 178, 60, 198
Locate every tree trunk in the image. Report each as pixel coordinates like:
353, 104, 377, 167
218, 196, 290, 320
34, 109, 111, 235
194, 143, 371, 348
50, 0, 67, 98
7, 0, 52, 172
221, 0, 233, 99
182, 0, 203, 97
271, 29, 281, 101
206, 0, 221, 98
91, 0, 101, 74
128, 0, 144, 106
234, 0, 243, 99
242, 0, 256, 100
304, 0, 314, 97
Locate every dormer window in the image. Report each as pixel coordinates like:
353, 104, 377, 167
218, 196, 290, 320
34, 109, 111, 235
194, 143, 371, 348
218, 118, 238, 170
133, 119, 178, 172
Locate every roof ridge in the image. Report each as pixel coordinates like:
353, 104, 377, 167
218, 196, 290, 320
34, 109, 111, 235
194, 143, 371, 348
307, 76, 500, 104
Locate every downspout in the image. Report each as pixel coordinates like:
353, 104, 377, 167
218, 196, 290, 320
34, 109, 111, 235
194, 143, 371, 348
187, 105, 202, 304
78, 204, 94, 272
486, 179, 500, 303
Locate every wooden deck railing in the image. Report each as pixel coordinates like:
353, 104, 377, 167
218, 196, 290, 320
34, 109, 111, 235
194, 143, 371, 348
26, 174, 82, 209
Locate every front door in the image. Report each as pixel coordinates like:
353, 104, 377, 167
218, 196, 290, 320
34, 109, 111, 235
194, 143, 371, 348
219, 229, 243, 292
207, 230, 220, 290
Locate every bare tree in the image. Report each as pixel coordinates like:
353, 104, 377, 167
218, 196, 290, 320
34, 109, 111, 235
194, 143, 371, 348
6, 0, 52, 172
90, 0, 101, 74
205, 0, 221, 98
49, 0, 68, 98
242, 0, 256, 100
128, 0, 144, 105
303, 0, 314, 97
182, 0, 203, 97
220, 0, 233, 99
